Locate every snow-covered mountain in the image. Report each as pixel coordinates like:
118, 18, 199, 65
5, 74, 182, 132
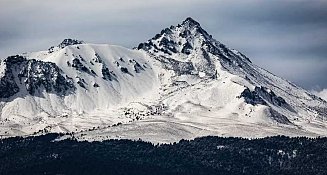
0, 18, 326, 142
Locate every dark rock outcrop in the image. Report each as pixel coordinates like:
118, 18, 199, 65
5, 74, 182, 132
102, 64, 113, 81
72, 58, 91, 74
0, 56, 22, 98
240, 86, 293, 111
0, 55, 75, 98
239, 87, 267, 106
58, 39, 84, 49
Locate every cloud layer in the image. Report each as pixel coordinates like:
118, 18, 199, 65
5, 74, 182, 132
312, 89, 327, 101
0, 0, 326, 89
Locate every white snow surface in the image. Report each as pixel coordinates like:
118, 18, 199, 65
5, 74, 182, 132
1, 18, 327, 143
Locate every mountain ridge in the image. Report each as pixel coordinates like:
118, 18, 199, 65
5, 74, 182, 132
0, 18, 326, 142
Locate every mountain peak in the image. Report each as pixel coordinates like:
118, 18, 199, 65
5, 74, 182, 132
137, 17, 255, 80
1, 17, 327, 142
58, 38, 84, 49
181, 17, 201, 28
47, 38, 85, 53
137, 17, 222, 59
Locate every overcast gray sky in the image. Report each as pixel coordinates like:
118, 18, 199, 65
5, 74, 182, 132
0, 0, 326, 91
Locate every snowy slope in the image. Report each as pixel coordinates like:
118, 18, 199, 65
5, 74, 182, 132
0, 41, 160, 135
1, 18, 327, 142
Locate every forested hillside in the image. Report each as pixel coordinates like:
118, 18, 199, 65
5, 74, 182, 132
1, 134, 326, 175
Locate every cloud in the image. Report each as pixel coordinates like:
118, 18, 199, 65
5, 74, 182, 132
312, 89, 327, 101
0, 0, 209, 55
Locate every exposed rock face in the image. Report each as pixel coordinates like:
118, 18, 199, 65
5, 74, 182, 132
240, 86, 293, 110
58, 39, 84, 49
48, 39, 84, 53
0, 56, 21, 98
269, 108, 292, 125
0, 55, 75, 98
102, 64, 116, 81
132, 60, 145, 73
72, 58, 91, 74
120, 67, 129, 74
239, 86, 295, 124
239, 87, 267, 106
137, 17, 250, 78
157, 57, 195, 76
